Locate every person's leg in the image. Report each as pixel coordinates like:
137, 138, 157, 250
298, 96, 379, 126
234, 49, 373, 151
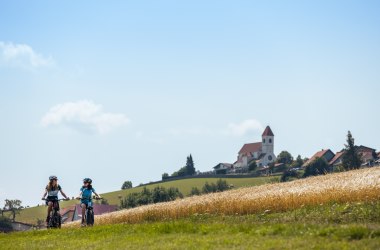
46, 201, 53, 224
81, 203, 87, 225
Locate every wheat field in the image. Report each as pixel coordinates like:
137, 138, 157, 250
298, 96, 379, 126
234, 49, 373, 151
64, 167, 380, 228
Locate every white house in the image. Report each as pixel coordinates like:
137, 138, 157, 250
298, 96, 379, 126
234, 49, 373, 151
233, 126, 277, 169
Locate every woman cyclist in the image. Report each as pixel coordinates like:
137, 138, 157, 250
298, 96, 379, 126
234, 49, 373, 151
41, 176, 70, 225
77, 178, 101, 226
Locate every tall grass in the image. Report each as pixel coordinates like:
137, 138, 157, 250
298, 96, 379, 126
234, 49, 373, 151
64, 167, 380, 228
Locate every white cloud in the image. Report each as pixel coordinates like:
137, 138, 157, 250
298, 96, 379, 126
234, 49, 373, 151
41, 100, 130, 134
224, 119, 263, 136
0, 41, 54, 69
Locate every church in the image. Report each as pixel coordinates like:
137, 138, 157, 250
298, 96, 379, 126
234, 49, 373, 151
233, 126, 276, 169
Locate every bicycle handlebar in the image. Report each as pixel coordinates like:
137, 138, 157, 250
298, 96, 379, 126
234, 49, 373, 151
76, 197, 103, 200
42, 198, 69, 201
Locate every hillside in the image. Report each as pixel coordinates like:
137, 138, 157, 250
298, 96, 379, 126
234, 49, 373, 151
65, 167, 380, 227
8, 176, 278, 225
1, 167, 379, 250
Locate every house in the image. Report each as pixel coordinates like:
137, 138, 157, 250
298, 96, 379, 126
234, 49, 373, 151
329, 150, 345, 170
303, 149, 335, 168
305, 145, 377, 170
233, 126, 276, 169
357, 145, 377, 166
213, 163, 233, 174
60, 205, 76, 223
60, 204, 117, 223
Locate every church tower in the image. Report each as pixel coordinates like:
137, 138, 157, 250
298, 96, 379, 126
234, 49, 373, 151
262, 126, 274, 154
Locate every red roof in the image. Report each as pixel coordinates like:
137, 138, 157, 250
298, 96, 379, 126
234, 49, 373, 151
329, 151, 344, 165
262, 126, 274, 136
60, 205, 76, 216
239, 142, 262, 154
303, 149, 334, 167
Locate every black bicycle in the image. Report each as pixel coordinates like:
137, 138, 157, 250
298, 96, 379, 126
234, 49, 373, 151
43, 198, 66, 229
77, 196, 102, 227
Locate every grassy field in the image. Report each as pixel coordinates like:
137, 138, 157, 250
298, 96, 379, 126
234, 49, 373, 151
6, 176, 278, 225
65, 167, 380, 227
1, 201, 379, 249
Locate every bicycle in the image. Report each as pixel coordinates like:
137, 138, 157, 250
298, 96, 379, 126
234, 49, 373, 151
43, 198, 67, 229
76, 196, 102, 227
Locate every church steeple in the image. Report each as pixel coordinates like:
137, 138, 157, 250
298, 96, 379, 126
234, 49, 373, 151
262, 126, 274, 137
262, 126, 274, 154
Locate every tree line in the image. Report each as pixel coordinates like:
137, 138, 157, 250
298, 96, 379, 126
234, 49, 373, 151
120, 179, 231, 209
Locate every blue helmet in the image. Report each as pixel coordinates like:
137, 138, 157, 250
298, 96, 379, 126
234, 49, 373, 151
83, 178, 92, 184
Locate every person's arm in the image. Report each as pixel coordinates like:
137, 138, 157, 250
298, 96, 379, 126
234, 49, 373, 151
59, 189, 70, 200
41, 189, 47, 200
93, 190, 101, 199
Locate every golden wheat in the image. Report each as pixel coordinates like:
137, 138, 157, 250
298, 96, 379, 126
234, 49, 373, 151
64, 167, 380, 228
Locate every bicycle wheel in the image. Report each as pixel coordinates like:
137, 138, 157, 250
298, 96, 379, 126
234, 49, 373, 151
86, 209, 94, 226
57, 214, 62, 228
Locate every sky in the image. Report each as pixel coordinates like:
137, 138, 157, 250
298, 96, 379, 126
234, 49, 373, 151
0, 1, 379, 208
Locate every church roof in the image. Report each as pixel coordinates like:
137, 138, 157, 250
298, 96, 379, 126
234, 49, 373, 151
239, 142, 262, 154
262, 126, 274, 136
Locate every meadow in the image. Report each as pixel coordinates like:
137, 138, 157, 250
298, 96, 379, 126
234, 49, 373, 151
7, 176, 278, 225
65, 167, 380, 227
1, 167, 379, 249
0, 201, 379, 249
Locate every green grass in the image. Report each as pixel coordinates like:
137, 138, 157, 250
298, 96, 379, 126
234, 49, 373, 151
7, 176, 278, 225
1, 202, 379, 250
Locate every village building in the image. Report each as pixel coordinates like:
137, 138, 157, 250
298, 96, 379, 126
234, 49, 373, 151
60, 204, 117, 223
304, 145, 378, 170
233, 126, 276, 170
357, 145, 377, 166
329, 150, 345, 170
213, 163, 233, 174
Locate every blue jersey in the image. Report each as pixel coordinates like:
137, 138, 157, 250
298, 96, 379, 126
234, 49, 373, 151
80, 187, 96, 200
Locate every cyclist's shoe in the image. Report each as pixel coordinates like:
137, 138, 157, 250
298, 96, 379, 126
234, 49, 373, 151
81, 219, 86, 227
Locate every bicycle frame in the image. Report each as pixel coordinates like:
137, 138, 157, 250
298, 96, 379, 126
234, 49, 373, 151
43, 198, 66, 229
79, 197, 101, 227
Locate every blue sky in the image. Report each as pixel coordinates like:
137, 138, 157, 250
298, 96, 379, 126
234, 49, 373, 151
0, 1, 379, 207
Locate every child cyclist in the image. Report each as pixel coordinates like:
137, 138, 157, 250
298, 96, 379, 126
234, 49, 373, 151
77, 178, 101, 226
41, 176, 70, 226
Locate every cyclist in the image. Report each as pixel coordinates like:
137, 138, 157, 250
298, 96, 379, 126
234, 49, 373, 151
41, 176, 70, 225
77, 178, 101, 226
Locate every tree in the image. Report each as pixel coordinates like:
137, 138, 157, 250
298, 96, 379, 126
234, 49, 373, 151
303, 157, 329, 177
121, 181, 133, 190
280, 169, 299, 182
248, 160, 257, 172
291, 155, 304, 168
342, 131, 362, 170
185, 154, 196, 175
3, 199, 23, 221
162, 173, 169, 180
172, 166, 187, 177
276, 151, 293, 165
190, 187, 201, 196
